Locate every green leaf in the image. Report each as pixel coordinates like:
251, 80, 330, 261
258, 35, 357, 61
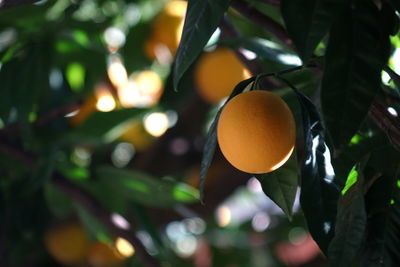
44, 183, 74, 219
321, 1, 391, 149
281, 0, 346, 62
333, 134, 388, 189
95, 166, 199, 207
280, 77, 340, 254
74, 203, 112, 243
71, 108, 146, 142
0, 43, 50, 124
328, 173, 367, 266
341, 166, 358, 196
220, 37, 299, 65
361, 169, 400, 266
173, 0, 231, 90
254, 153, 298, 220
199, 77, 256, 203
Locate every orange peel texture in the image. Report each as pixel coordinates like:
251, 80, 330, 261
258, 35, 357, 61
217, 90, 296, 174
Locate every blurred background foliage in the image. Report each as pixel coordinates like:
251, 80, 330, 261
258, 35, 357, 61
0, 0, 399, 266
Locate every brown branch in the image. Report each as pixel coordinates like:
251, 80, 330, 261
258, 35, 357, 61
0, 142, 160, 267
0, 0, 41, 9
231, 0, 295, 51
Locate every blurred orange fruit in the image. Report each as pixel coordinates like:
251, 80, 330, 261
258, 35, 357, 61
87, 241, 124, 267
44, 223, 90, 265
145, 0, 187, 60
194, 48, 251, 104
217, 90, 296, 174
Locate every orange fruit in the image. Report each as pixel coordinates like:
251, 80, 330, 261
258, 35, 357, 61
87, 241, 124, 267
217, 90, 296, 174
145, 1, 187, 60
44, 223, 90, 265
194, 48, 251, 104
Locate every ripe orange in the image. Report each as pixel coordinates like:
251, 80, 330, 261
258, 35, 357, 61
217, 90, 296, 174
194, 48, 251, 104
44, 223, 90, 265
87, 241, 124, 267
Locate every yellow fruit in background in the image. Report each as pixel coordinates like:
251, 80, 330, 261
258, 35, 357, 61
194, 48, 251, 104
44, 223, 90, 265
145, 0, 187, 60
87, 242, 124, 267
119, 121, 155, 152
217, 90, 296, 174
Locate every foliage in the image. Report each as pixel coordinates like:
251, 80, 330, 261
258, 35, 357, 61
0, 0, 399, 266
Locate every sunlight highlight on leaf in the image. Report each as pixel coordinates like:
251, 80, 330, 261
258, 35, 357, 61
341, 166, 358, 195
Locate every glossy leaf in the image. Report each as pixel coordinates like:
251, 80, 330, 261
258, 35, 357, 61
255, 153, 298, 220
328, 172, 366, 265
281, 0, 346, 62
95, 166, 199, 207
199, 77, 256, 202
220, 37, 298, 65
173, 0, 230, 90
281, 77, 340, 254
321, 1, 391, 149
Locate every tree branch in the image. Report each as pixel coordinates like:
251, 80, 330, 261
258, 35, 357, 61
369, 99, 400, 148
231, 0, 295, 50
0, 0, 41, 9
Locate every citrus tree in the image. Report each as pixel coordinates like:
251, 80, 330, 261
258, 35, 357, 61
0, 0, 399, 266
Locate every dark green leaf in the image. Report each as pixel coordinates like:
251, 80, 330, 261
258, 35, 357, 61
321, 1, 391, 149
333, 134, 388, 189
95, 166, 199, 208
200, 77, 256, 203
74, 203, 112, 243
361, 169, 400, 266
328, 171, 366, 266
44, 183, 74, 219
173, 0, 231, 90
281, 0, 346, 62
255, 153, 298, 220
220, 37, 298, 65
280, 77, 340, 254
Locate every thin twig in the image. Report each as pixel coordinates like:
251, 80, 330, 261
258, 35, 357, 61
0, 0, 41, 9
231, 0, 295, 50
